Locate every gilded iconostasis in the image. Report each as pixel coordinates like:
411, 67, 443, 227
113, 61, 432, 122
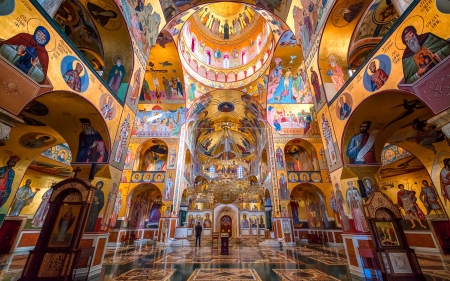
1, 0, 450, 254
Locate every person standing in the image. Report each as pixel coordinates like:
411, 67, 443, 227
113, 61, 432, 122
195, 221, 202, 247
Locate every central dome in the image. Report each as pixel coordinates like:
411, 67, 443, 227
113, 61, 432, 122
179, 3, 274, 88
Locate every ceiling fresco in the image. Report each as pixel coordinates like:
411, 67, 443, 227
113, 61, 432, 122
159, 0, 293, 23
340, 92, 434, 165
186, 90, 268, 160
142, 37, 185, 104
267, 31, 307, 104
285, 0, 336, 58
348, 0, 399, 69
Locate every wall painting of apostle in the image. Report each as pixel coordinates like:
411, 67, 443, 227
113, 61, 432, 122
335, 92, 353, 120
346, 121, 378, 165
363, 54, 391, 92
74, 118, 109, 163
396, 17, 450, 84
0, 25, 52, 83
48, 204, 81, 247
60, 55, 89, 92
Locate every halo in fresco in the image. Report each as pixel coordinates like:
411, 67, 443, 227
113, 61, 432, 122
99, 93, 117, 121
2, 155, 22, 166
19, 132, 55, 149
394, 15, 424, 50
27, 18, 56, 51
373, 0, 398, 24
439, 153, 450, 168
60, 56, 89, 92
335, 92, 353, 120
363, 54, 391, 92
331, 0, 365, 28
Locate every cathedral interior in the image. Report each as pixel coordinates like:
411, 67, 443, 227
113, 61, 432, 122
0, 0, 450, 280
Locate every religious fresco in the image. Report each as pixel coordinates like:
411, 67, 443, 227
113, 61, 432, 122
304, 191, 327, 228
54, 0, 105, 71
381, 143, 411, 165
0, 24, 52, 84
236, 70, 268, 106
141, 39, 185, 104
348, 0, 399, 69
194, 4, 257, 39
284, 140, 320, 171
381, 167, 448, 225
131, 171, 166, 183
286, 0, 335, 58
267, 104, 319, 135
315, 0, 371, 99
111, 105, 135, 169
86, 179, 106, 231
19, 132, 56, 150
362, 54, 391, 92
125, 65, 144, 112
334, 92, 352, 120
288, 172, 322, 183
317, 107, 343, 172
132, 104, 185, 137
41, 143, 73, 166
184, 73, 214, 107
133, 139, 168, 171
267, 42, 311, 104
179, 5, 275, 91
113, 0, 164, 58
0, 1, 123, 131
306, 54, 327, 111
324, 1, 450, 157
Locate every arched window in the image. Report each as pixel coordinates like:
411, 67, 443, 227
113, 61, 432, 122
223, 54, 230, 68
191, 37, 196, 53
237, 166, 243, 179
242, 50, 247, 64
205, 50, 212, 65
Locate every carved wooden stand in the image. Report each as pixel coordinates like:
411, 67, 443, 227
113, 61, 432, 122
19, 178, 95, 281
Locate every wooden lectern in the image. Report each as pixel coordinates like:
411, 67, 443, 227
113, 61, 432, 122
220, 233, 229, 255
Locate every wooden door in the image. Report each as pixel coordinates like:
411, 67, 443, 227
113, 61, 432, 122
220, 215, 232, 237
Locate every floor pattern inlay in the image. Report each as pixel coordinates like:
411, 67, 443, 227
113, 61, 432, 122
187, 269, 262, 281
272, 269, 341, 281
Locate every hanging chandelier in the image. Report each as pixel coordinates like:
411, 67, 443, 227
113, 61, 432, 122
187, 121, 262, 205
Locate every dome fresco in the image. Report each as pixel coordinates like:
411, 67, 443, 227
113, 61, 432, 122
179, 3, 275, 88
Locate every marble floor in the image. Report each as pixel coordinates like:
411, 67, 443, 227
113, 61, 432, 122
0, 242, 449, 280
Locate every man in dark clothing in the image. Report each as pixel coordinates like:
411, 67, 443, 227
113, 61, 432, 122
195, 222, 202, 247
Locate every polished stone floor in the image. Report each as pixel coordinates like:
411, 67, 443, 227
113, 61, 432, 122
0, 240, 449, 280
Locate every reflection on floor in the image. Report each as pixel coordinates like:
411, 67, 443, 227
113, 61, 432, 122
273, 269, 340, 280
0, 243, 449, 280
